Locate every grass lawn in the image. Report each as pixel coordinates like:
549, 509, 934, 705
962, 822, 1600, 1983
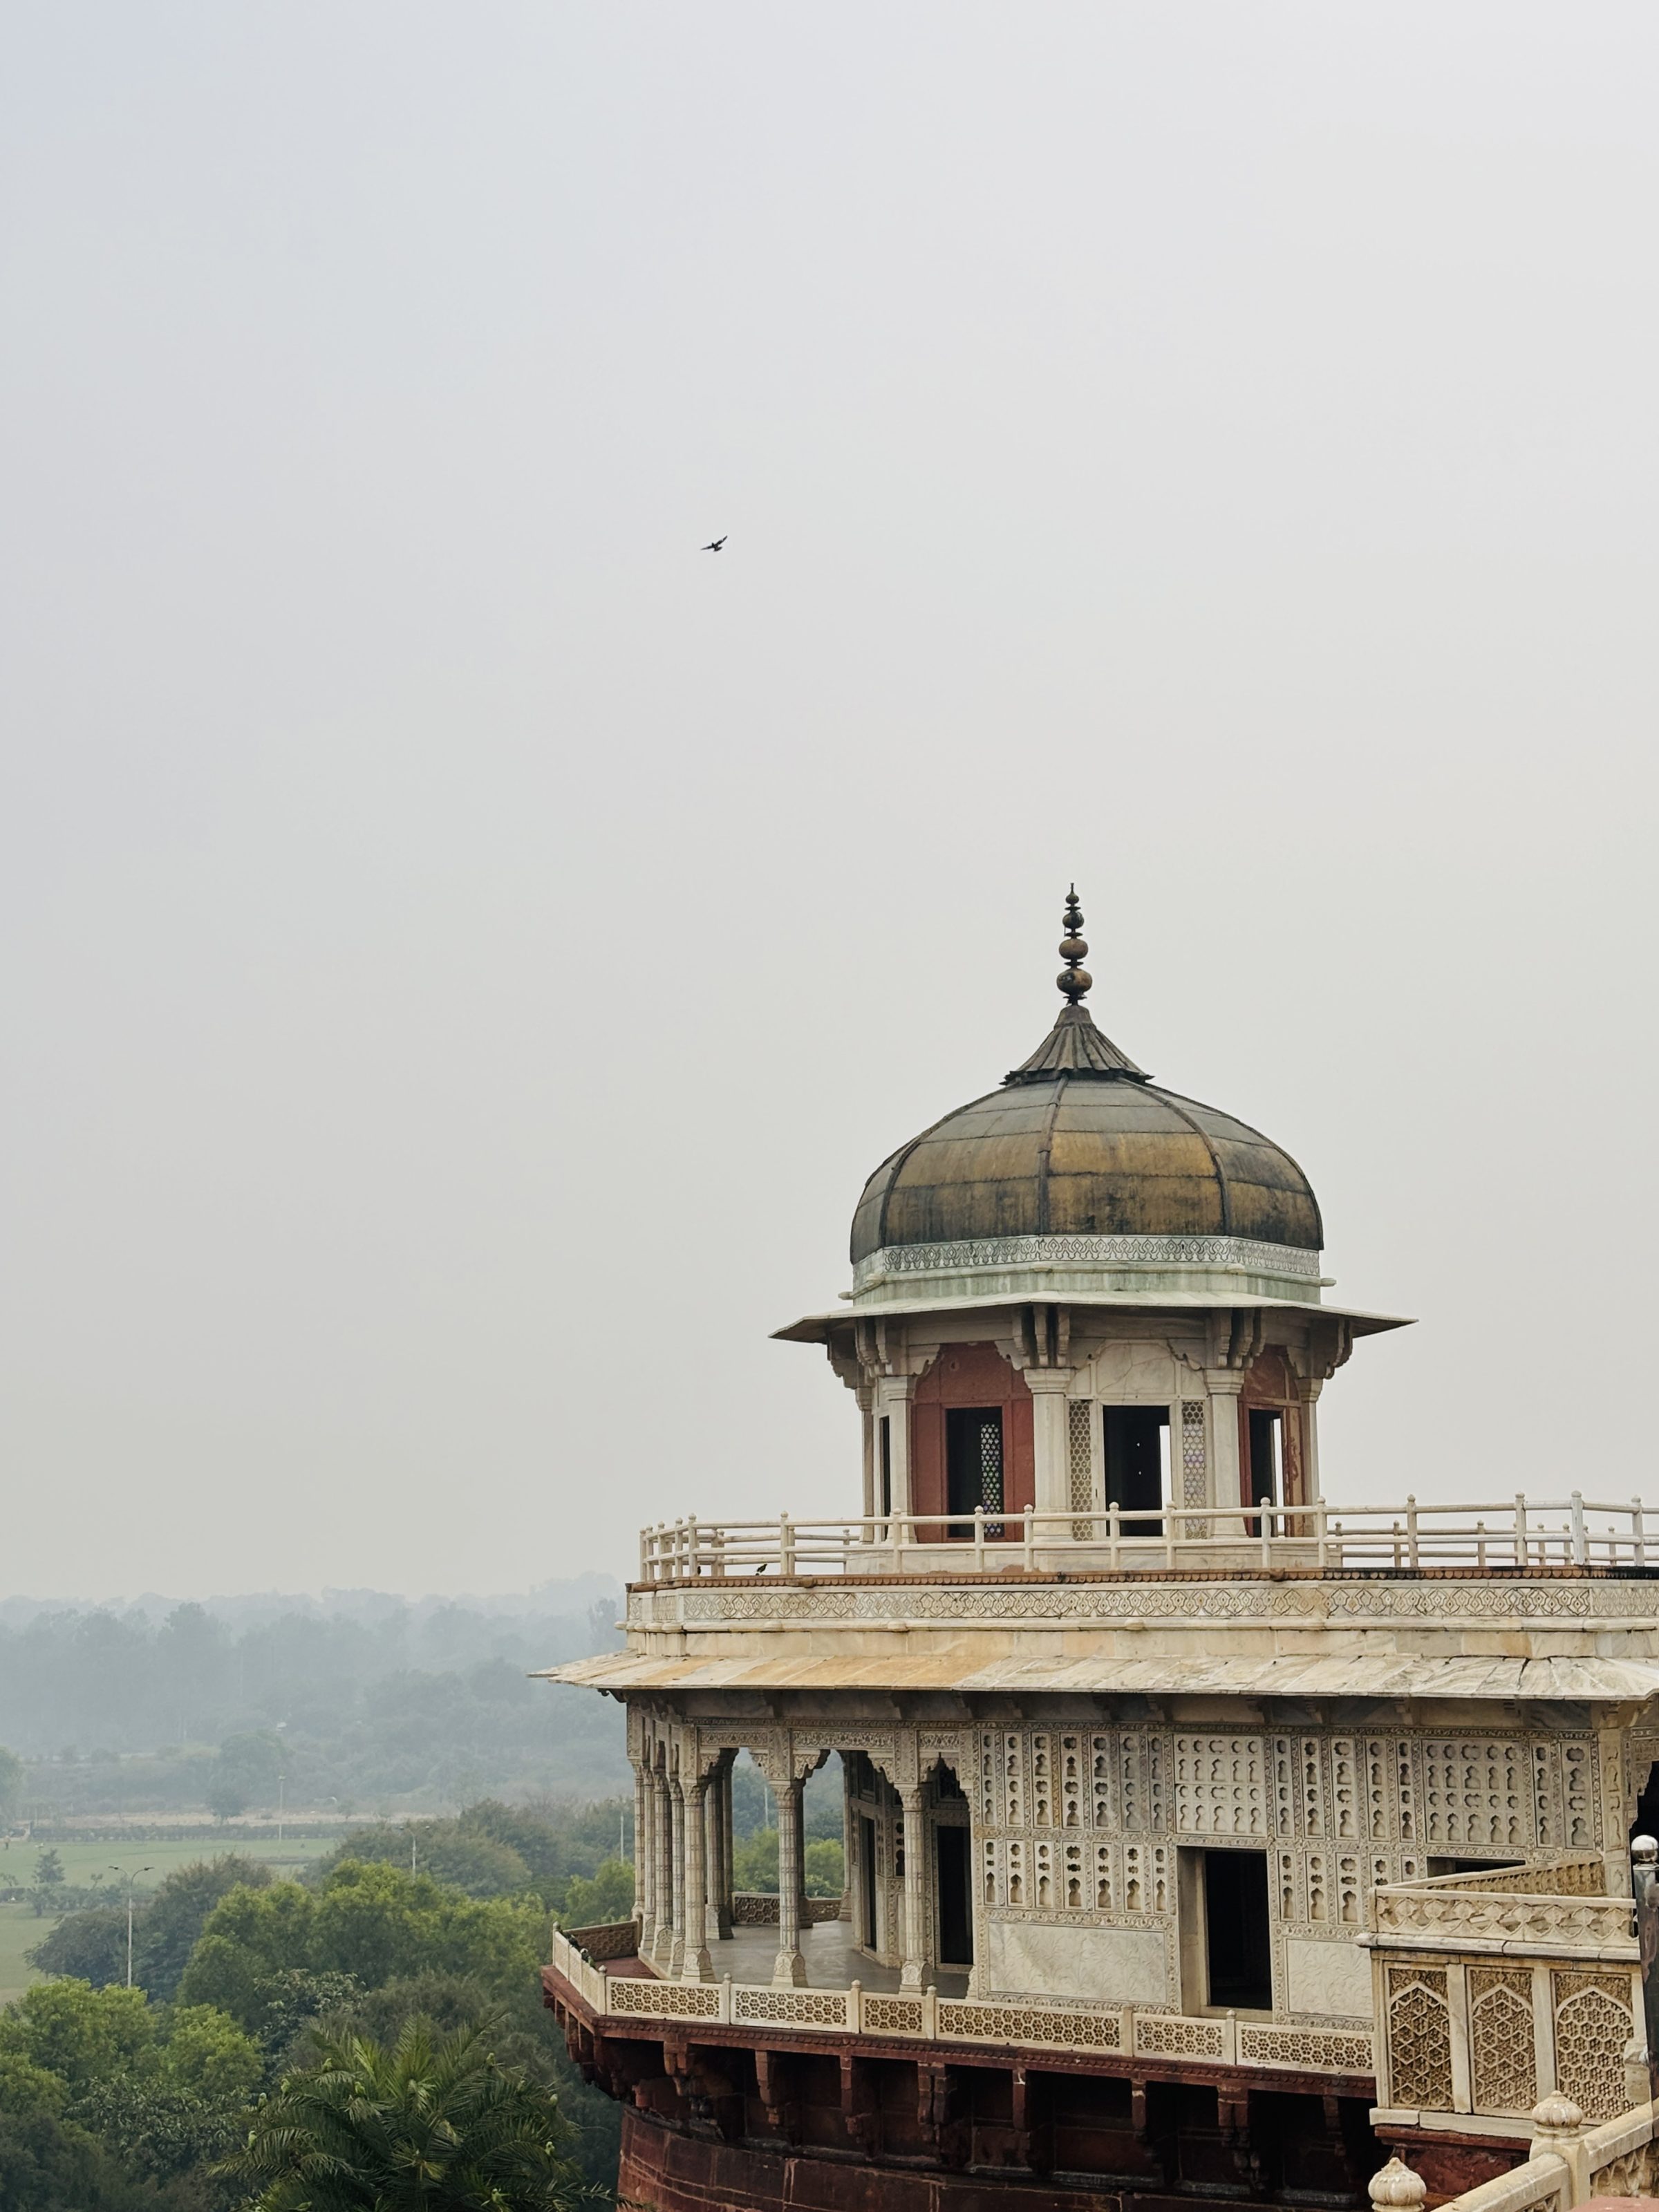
0, 1903, 45, 2004
0, 1835, 337, 2003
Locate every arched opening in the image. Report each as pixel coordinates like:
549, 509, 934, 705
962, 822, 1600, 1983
910, 1344, 1034, 1540
1237, 1347, 1306, 1518
929, 1759, 973, 1970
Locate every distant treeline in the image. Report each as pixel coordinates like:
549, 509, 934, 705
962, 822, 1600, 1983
0, 1585, 629, 1818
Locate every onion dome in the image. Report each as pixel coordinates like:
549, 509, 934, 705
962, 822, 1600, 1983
849, 889, 1324, 1309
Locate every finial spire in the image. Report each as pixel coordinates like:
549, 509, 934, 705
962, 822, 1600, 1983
1057, 884, 1091, 1004
1003, 884, 1150, 1085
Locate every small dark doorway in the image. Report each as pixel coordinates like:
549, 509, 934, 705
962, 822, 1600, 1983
1203, 1850, 1272, 2010
1248, 1409, 1282, 1513
1103, 1406, 1168, 1532
935, 1825, 973, 1967
946, 1406, 1004, 1536
860, 1815, 878, 1949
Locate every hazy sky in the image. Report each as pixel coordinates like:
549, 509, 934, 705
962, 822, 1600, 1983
2, 6, 1656, 1598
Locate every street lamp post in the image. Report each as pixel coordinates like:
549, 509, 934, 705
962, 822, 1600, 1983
109, 1864, 154, 1988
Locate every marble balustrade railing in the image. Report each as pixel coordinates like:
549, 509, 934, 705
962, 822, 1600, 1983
546, 1925, 1373, 2075
639, 1494, 1653, 1582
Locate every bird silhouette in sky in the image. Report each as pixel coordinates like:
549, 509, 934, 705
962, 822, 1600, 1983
701, 535, 727, 552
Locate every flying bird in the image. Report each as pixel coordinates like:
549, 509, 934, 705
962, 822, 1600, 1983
702, 535, 727, 552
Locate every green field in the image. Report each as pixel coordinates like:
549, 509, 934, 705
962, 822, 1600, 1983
0, 1835, 337, 2003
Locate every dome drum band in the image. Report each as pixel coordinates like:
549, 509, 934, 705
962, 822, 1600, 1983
852, 1232, 1324, 1296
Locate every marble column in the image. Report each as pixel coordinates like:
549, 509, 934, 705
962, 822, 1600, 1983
633, 1762, 653, 1941
1026, 1369, 1076, 1520
650, 1770, 675, 1967
1300, 1378, 1324, 1506
721, 1761, 737, 1936
859, 1385, 877, 1526
773, 1777, 807, 1987
1205, 1374, 1246, 1526
899, 1784, 928, 1991
874, 1375, 916, 1520
705, 1763, 732, 1942
839, 1759, 854, 1922
668, 1777, 687, 1976
682, 1774, 713, 1980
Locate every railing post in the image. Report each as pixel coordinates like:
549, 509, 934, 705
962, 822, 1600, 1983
639, 1526, 650, 1583
1109, 1499, 1121, 1572
1259, 1499, 1273, 1571
686, 1515, 700, 1578
1022, 1506, 1035, 1571
1476, 1521, 1487, 1572
1515, 1493, 1528, 1570
1405, 1494, 1419, 1571
1570, 1490, 1588, 1566
720, 1974, 732, 2025
973, 1505, 986, 1571
1316, 1500, 1329, 1573
1635, 1496, 1647, 1568
850, 1978, 862, 2034
779, 1513, 795, 1579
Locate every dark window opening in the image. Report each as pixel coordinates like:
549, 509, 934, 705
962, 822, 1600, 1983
1248, 1408, 1282, 1515
860, 1815, 878, 1949
946, 1406, 1004, 1537
1203, 1850, 1272, 2011
878, 1415, 892, 1517
935, 1824, 973, 1967
1103, 1405, 1169, 1533
1427, 1857, 1525, 1878
934, 1763, 966, 1801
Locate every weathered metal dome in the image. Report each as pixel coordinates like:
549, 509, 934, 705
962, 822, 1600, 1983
850, 889, 1322, 1273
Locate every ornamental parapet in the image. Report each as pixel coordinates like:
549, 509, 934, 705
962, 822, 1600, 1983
545, 1924, 1374, 2081
1367, 1862, 1642, 2135
1367, 1859, 1634, 1962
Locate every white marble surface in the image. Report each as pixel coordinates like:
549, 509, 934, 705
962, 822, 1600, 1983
1284, 1936, 1374, 2018
980, 1920, 1169, 2007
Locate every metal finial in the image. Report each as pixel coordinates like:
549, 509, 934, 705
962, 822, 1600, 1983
1057, 884, 1092, 1004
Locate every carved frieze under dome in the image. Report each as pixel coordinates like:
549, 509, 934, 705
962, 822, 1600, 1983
855, 1232, 1324, 1288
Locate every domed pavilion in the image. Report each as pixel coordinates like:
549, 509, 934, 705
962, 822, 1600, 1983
543, 891, 1659, 2212
778, 888, 1404, 1551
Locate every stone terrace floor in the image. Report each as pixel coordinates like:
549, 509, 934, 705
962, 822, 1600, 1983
631, 1919, 970, 1998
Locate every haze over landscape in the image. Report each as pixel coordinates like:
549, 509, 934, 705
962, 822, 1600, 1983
3, 3, 1656, 1606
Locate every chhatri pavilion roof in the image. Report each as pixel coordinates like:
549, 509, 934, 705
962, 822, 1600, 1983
851, 890, 1321, 1268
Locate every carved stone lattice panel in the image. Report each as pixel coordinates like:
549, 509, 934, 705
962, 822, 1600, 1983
1180, 1399, 1206, 1517
1468, 1967, 1537, 2115
941, 2000, 1123, 2052
1238, 2025, 1375, 2073
1069, 1398, 1094, 1538
862, 1994, 924, 2036
1594, 2142, 1659, 2198
607, 1978, 721, 2021
1136, 2014, 1225, 2059
1552, 1970, 1633, 2122
1387, 1965, 1454, 2112
733, 1987, 851, 2029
